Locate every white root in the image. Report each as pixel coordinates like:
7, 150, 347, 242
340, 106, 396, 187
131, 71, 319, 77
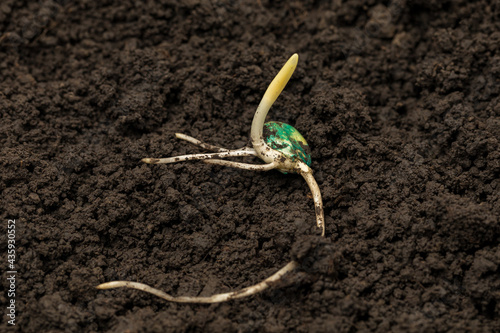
142, 147, 257, 164
175, 133, 231, 152
203, 160, 277, 171
300, 169, 325, 236
96, 261, 299, 303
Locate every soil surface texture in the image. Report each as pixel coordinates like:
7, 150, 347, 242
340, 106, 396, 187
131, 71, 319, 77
1, 1, 500, 332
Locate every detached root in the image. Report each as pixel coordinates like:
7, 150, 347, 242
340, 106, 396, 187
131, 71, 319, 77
97, 261, 299, 303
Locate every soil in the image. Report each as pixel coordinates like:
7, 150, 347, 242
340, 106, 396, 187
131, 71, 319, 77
1, 0, 499, 332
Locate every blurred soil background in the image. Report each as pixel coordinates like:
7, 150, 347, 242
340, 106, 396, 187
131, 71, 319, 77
1, 0, 499, 332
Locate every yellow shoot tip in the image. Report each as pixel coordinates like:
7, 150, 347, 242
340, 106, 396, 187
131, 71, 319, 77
261, 53, 298, 107
251, 53, 300, 146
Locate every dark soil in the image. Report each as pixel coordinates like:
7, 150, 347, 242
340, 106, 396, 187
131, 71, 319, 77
1, 0, 500, 332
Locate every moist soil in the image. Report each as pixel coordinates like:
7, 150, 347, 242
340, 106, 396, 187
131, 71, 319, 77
1, 1, 500, 332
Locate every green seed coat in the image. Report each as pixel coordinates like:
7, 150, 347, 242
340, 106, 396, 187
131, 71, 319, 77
263, 121, 311, 173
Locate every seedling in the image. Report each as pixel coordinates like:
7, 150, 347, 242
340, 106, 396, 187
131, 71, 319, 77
97, 54, 325, 303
